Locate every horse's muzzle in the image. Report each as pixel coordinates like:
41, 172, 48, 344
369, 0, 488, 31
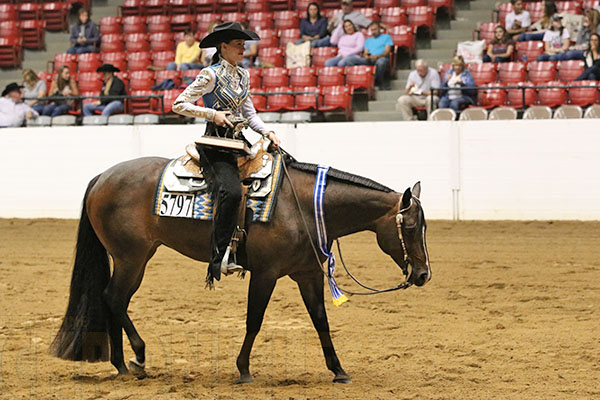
413, 271, 430, 287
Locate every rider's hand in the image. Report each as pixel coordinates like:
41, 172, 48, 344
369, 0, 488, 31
214, 111, 234, 128
265, 131, 280, 149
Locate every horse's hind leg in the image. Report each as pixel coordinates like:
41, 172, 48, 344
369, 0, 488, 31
103, 252, 154, 376
291, 270, 351, 383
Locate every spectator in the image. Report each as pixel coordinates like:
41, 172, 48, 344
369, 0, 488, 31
558, 10, 600, 61
358, 21, 393, 89
43, 66, 79, 117
83, 64, 127, 117
439, 55, 476, 112
518, 1, 557, 42
483, 25, 514, 62
312, 0, 371, 48
167, 30, 203, 71
506, 0, 531, 38
575, 33, 600, 80
22, 69, 47, 115
324, 20, 365, 67
396, 60, 440, 121
298, 2, 328, 45
536, 15, 570, 61
67, 9, 100, 55
0, 83, 38, 128
203, 22, 219, 65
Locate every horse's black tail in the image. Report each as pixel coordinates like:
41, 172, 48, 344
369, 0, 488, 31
50, 175, 111, 362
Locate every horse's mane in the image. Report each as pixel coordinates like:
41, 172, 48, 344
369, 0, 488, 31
288, 161, 395, 193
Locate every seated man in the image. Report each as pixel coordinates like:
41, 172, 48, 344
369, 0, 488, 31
0, 82, 39, 128
167, 30, 204, 71
312, 0, 371, 48
67, 9, 100, 55
359, 21, 393, 89
396, 60, 440, 121
505, 0, 531, 39
83, 64, 127, 117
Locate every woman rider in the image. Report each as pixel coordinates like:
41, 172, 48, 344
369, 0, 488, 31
172, 22, 280, 285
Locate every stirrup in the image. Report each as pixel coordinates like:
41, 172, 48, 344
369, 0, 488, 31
220, 245, 244, 275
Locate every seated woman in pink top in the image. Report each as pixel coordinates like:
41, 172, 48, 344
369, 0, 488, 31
324, 19, 365, 67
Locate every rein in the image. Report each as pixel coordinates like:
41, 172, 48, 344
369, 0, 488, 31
278, 149, 412, 297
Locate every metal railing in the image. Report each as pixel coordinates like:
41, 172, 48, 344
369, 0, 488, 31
24, 94, 166, 117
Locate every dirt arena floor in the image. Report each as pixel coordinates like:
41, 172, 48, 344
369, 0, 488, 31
0, 218, 599, 400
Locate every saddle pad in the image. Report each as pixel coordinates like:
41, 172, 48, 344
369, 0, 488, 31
153, 153, 283, 223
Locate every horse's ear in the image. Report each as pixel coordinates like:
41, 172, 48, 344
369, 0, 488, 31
412, 181, 421, 199
401, 187, 412, 209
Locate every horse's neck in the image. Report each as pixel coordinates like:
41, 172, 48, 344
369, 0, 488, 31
322, 179, 398, 239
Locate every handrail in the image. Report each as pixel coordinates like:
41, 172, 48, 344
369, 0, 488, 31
23, 94, 166, 117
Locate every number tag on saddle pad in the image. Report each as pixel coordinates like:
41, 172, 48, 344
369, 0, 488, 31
159, 193, 195, 218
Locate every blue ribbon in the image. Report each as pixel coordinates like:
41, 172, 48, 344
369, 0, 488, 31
313, 165, 348, 306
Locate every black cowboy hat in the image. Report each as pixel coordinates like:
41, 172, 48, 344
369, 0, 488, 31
199, 22, 260, 48
2, 82, 24, 97
96, 63, 120, 73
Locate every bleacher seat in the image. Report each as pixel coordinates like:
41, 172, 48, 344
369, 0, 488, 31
77, 53, 102, 72
22, 20, 45, 49
120, 0, 144, 16
488, 106, 517, 120
99, 16, 122, 35
553, 104, 583, 119
582, 0, 599, 11
0, 4, 17, 22
101, 34, 125, 53
196, 13, 220, 31
147, 15, 171, 33
170, 14, 195, 32
102, 51, 128, 71
345, 65, 375, 92
245, 0, 269, 12
18, 3, 41, 21
428, 0, 454, 18
557, 60, 585, 82
389, 25, 416, 57
161, 89, 183, 113
515, 41, 544, 63
51, 53, 77, 73
279, 28, 300, 47
251, 92, 267, 111
401, 0, 426, 7
459, 107, 488, 120
523, 1, 544, 22
583, 104, 600, 118
507, 81, 537, 108
468, 63, 497, 85
78, 72, 103, 91
51, 115, 77, 126
108, 114, 135, 125
144, 0, 168, 15
406, 6, 435, 37
262, 67, 289, 88
221, 12, 248, 23
498, 62, 526, 84
379, 7, 408, 27
248, 11, 274, 30
155, 70, 181, 86
127, 51, 153, 71
259, 47, 284, 67
125, 33, 150, 52
568, 81, 599, 107
129, 90, 158, 114
134, 114, 160, 124
83, 115, 108, 125
266, 86, 294, 111
42, 2, 69, 31
149, 32, 174, 52
122, 16, 145, 34
555, 1, 582, 15
319, 85, 352, 119
247, 67, 262, 88
0, 20, 20, 37
289, 67, 316, 88
476, 22, 499, 43
495, 2, 512, 25
523, 105, 552, 119
374, 0, 399, 7
116, 71, 131, 89
318, 67, 346, 87
439, 63, 452, 78
274, 10, 298, 30
194, 0, 215, 13
268, 0, 292, 11
478, 82, 507, 108
293, 86, 320, 111
129, 70, 155, 91
216, 0, 243, 12
169, 0, 193, 14
537, 81, 567, 108
153, 50, 175, 69
255, 28, 279, 48
311, 47, 337, 67
429, 108, 456, 120
355, 7, 378, 21
527, 61, 557, 84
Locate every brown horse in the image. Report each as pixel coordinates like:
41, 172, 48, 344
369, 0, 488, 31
50, 155, 431, 384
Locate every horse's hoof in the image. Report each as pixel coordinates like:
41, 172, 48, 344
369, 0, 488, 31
128, 358, 147, 379
333, 374, 352, 384
235, 374, 254, 384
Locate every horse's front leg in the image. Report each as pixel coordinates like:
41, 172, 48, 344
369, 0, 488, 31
291, 270, 351, 383
236, 271, 277, 384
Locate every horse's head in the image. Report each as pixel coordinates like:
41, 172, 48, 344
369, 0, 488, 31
376, 182, 431, 287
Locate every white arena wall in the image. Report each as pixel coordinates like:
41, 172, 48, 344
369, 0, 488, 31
0, 120, 598, 220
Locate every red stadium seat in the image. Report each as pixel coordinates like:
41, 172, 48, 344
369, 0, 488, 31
289, 67, 317, 88
99, 16, 122, 35
389, 25, 416, 56
0, 36, 22, 68
293, 86, 321, 111
468, 62, 498, 85
146, 15, 170, 33
355, 8, 379, 21
122, 15, 145, 34
180, 68, 202, 82
255, 28, 279, 48
345, 65, 375, 92
17, 3, 40, 21
169, 0, 193, 15
538, 80, 567, 107
153, 51, 175, 69
568, 81, 599, 107
439, 63, 452, 78
127, 51, 153, 71
476, 22, 499, 43
251, 92, 267, 111
245, 0, 269, 12
77, 53, 102, 72
268, 0, 292, 11
162, 89, 184, 113
149, 32, 175, 52
496, 2, 512, 25
527, 61, 557, 84
78, 72, 103, 92
273, 10, 298, 30
401, 0, 426, 7
22, 20, 45, 49
498, 62, 526, 84
279, 28, 300, 46
220, 12, 248, 23
262, 67, 289, 88
374, 0, 400, 7
120, 0, 144, 16
507, 81, 537, 108
515, 41, 544, 62
318, 66, 346, 87
80, 90, 99, 105
101, 34, 125, 53
558, 60, 585, 82
216, 0, 243, 12
406, 6, 435, 37
379, 7, 408, 27
42, 2, 69, 31
428, 0, 454, 18
320, 85, 352, 118
51, 53, 77, 73
194, 0, 215, 13
582, 0, 599, 11
155, 70, 181, 87
555, 1, 582, 15
115, 71, 131, 90
0, 4, 16, 22
144, 0, 169, 15
259, 47, 284, 67
170, 14, 195, 32
477, 82, 507, 108
102, 52, 127, 71
196, 13, 221, 31
247, 67, 262, 89
0, 20, 20, 37
266, 86, 294, 111
311, 46, 338, 67
129, 70, 156, 91
129, 90, 159, 114
523, 1, 544, 23
125, 33, 150, 52
248, 11, 274, 30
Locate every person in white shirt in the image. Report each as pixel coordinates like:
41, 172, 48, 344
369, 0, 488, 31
537, 15, 571, 61
505, 0, 531, 38
396, 59, 440, 121
0, 82, 39, 128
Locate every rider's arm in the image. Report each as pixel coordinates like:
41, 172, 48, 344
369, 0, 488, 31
172, 68, 217, 121
241, 95, 269, 135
